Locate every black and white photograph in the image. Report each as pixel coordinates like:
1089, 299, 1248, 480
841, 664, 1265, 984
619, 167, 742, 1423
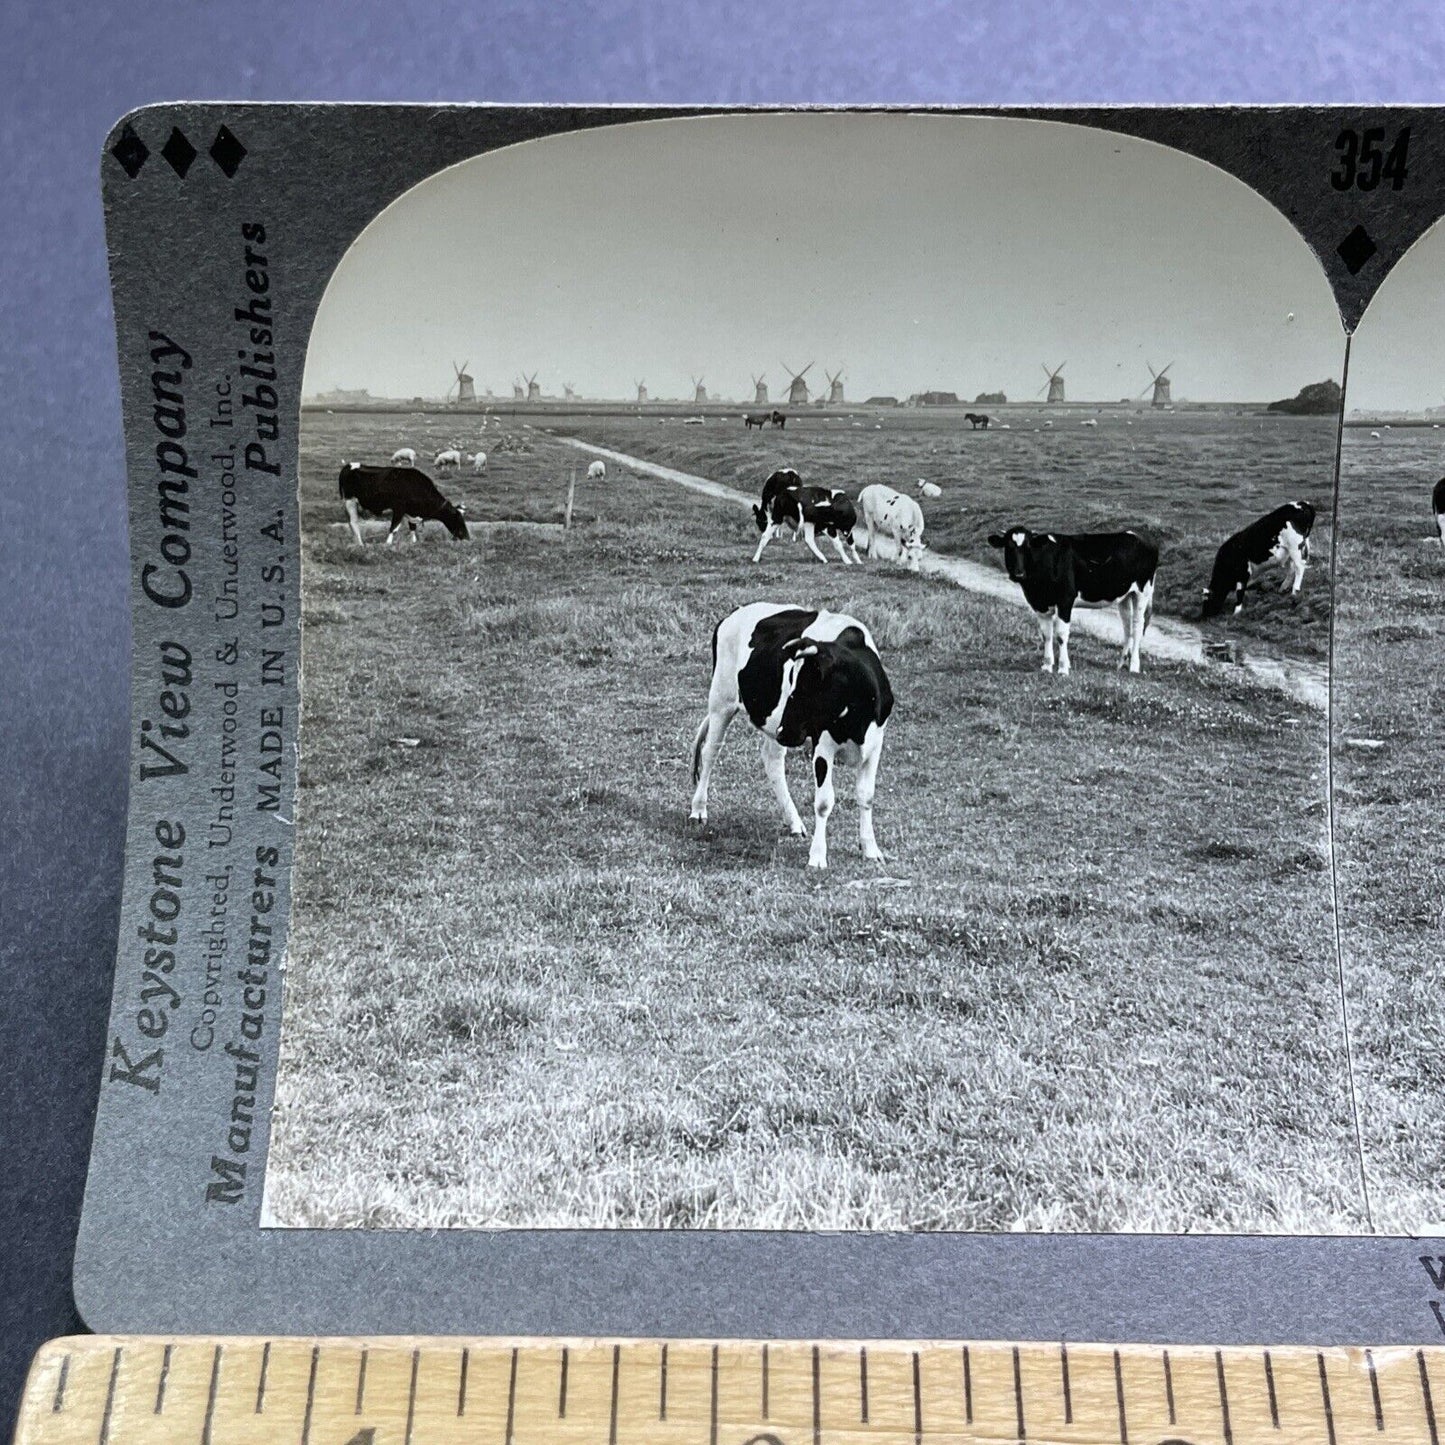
1332, 221, 1445, 1237
261, 112, 1363, 1233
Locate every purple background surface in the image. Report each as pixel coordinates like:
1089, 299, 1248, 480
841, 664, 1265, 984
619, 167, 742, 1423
4, 0, 1445, 1427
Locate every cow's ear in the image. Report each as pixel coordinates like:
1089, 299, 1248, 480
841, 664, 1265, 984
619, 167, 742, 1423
987, 533, 1005, 548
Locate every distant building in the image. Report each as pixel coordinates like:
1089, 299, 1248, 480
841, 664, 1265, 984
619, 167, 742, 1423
314, 387, 373, 404
974, 391, 1007, 405
909, 390, 960, 407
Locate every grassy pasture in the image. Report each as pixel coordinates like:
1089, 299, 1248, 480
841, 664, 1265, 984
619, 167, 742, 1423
265, 408, 1362, 1233
1331, 428, 1445, 1231
550, 408, 1339, 658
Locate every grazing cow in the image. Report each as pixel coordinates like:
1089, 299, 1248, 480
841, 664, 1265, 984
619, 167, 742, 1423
689, 603, 894, 869
988, 527, 1158, 674
433, 448, 462, 469
1433, 477, 1445, 547
390, 447, 417, 466
915, 478, 942, 499
771, 410, 787, 429
753, 473, 859, 564
1201, 501, 1316, 617
964, 412, 991, 430
338, 462, 469, 544
744, 412, 770, 430
472, 450, 488, 474
587, 459, 607, 481
1081, 419, 1098, 428
859, 484, 926, 571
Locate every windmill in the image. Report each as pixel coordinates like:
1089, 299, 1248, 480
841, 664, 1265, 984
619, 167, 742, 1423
1038, 363, 1066, 404
635, 380, 648, 403
564, 382, 577, 402
1138, 361, 1174, 407
752, 373, 769, 405
511, 378, 525, 400
448, 361, 476, 404
692, 376, 708, 403
524, 372, 541, 402
825, 369, 844, 405
781, 361, 814, 406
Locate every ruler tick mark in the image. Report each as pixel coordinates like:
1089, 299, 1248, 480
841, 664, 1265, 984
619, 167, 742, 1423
1419, 1349, 1440, 1445
357, 1347, 369, 1415
505, 1347, 519, 1445
660, 1342, 669, 1421
1263, 1350, 1278, 1429
301, 1345, 320, 1445
1365, 1348, 1384, 1431
962, 1346, 973, 1425
458, 1348, 469, 1417
1162, 1349, 1176, 1426
97, 1346, 122, 1445
812, 1345, 822, 1445
1113, 1349, 1128, 1445
154, 1343, 173, 1414
1216, 1350, 1234, 1445
51, 1353, 70, 1413
1060, 1343, 1072, 1425
912, 1350, 923, 1445
761, 1342, 768, 1421
559, 1345, 570, 1418
1317, 1352, 1337, 1445
256, 1341, 271, 1414
613, 1344, 623, 1445
202, 1345, 223, 1445
1012, 1345, 1025, 1443
709, 1345, 719, 1445
859, 1347, 869, 1423
405, 1348, 420, 1445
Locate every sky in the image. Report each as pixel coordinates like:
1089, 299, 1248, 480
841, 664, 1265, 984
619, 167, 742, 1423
1346, 217, 1445, 413
303, 112, 1347, 405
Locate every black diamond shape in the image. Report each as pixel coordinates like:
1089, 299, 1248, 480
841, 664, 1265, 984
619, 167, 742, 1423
1337, 224, 1378, 276
210, 125, 246, 177
110, 124, 149, 178
161, 127, 197, 178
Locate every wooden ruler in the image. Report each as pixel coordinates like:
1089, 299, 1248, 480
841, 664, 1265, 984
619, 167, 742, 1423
13, 1337, 1445, 1445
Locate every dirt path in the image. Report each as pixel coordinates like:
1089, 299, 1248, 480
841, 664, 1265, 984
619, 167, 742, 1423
560, 437, 1328, 710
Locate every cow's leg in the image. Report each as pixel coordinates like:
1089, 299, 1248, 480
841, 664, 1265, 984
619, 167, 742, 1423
408, 518, 421, 544
1037, 610, 1056, 672
1056, 607, 1073, 676
828, 531, 854, 565
760, 736, 805, 836
344, 497, 365, 545
864, 515, 876, 556
752, 524, 778, 563
801, 522, 830, 564
385, 509, 407, 545
1437, 511, 1445, 548
1129, 586, 1149, 672
845, 533, 862, 565
808, 735, 839, 869
689, 705, 739, 823
1116, 595, 1135, 669
1287, 544, 1307, 593
855, 724, 885, 862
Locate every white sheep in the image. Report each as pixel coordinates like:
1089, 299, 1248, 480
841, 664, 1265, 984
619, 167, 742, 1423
390, 447, 417, 466
434, 448, 462, 469
915, 478, 942, 499
472, 450, 488, 474
587, 460, 607, 481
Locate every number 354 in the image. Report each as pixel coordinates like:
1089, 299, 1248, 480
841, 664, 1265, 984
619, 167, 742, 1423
1332, 126, 1410, 191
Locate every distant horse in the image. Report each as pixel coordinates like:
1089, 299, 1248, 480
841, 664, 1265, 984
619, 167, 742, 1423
744, 412, 769, 430
964, 413, 991, 430
771, 410, 787, 429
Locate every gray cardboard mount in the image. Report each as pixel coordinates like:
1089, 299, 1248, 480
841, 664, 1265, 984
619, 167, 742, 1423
78, 103, 1445, 1342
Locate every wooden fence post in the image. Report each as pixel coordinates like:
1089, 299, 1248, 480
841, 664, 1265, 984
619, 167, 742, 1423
565, 465, 576, 530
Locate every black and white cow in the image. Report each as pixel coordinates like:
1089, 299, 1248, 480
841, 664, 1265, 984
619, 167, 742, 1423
689, 602, 894, 869
337, 462, 470, 544
988, 527, 1158, 674
1201, 501, 1315, 617
1433, 477, 1445, 547
752, 473, 860, 565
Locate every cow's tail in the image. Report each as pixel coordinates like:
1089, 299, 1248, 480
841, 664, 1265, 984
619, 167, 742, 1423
691, 716, 710, 786
338, 465, 347, 499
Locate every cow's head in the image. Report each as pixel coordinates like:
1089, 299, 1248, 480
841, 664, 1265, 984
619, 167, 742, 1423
438, 502, 470, 540
987, 528, 1033, 582
752, 503, 769, 533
